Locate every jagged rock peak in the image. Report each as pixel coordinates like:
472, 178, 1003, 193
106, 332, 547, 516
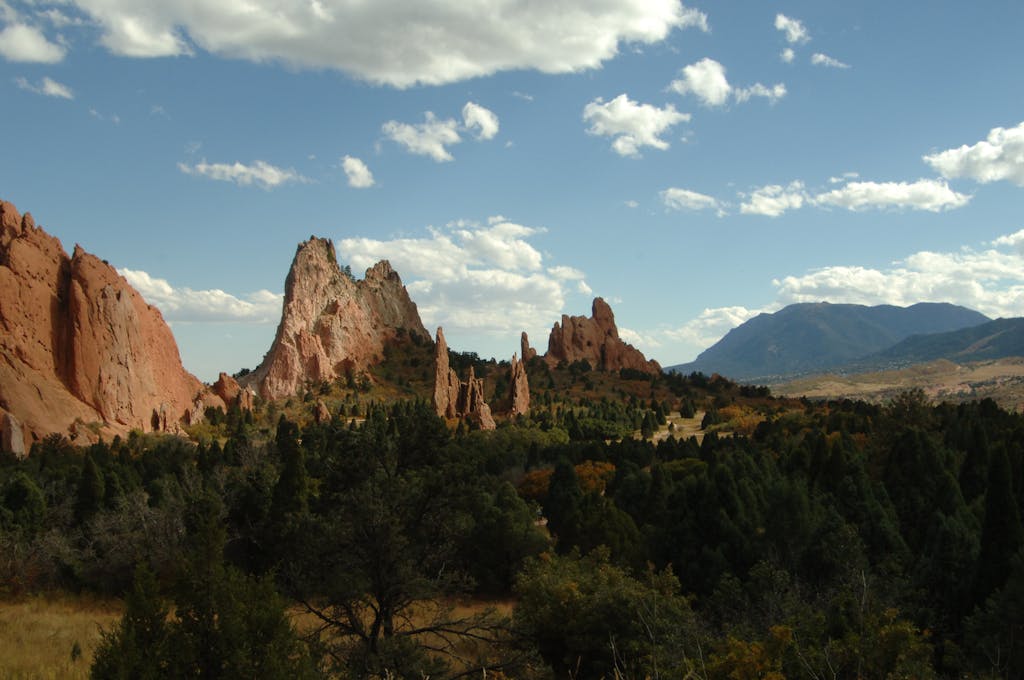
0, 198, 206, 452
545, 297, 661, 375
521, 331, 537, 362
248, 236, 429, 401
431, 326, 495, 430
508, 353, 530, 417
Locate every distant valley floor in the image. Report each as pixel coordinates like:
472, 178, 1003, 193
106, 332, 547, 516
773, 357, 1024, 412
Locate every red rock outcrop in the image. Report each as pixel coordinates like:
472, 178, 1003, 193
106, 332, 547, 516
508, 353, 530, 416
246, 237, 429, 401
0, 199, 206, 452
545, 297, 661, 374
521, 332, 537, 362
212, 372, 255, 411
432, 327, 495, 430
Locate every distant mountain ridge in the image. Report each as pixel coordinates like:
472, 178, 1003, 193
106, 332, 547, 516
850, 317, 1024, 370
667, 302, 991, 381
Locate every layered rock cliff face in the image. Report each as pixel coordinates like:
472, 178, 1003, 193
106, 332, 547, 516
0, 199, 205, 453
247, 237, 429, 401
545, 297, 661, 374
432, 327, 495, 430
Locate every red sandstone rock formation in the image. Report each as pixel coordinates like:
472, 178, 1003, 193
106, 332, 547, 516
521, 332, 537, 362
0, 199, 206, 452
508, 353, 530, 416
431, 327, 495, 430
544, 297, 661, 374
212, 372, 255, 411
246, 237, 429, 401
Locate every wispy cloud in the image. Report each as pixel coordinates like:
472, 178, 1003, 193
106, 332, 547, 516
177, 160, 310, 189
14, 75, 73, 99
661, 187, 723, 215
811, 52, 850, 69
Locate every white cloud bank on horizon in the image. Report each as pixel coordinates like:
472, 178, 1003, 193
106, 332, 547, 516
583, 93, 690, 157
924, 120, 1024, 187
647, 228, 1024, 364
669, 58, 785, 107
119, 269, 283, 324
59, 0, 707, 87
177, 159, 309, 189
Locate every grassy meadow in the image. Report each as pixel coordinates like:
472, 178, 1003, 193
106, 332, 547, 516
0, 596, 121, 679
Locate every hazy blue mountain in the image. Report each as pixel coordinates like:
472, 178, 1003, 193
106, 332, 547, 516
666, 302, 990, 381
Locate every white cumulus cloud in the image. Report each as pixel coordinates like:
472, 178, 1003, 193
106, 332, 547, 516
336, 217, 591, 352
812, 179, 970, 212
780, 47, 794, 63
14, 75, 73, 99
775, 14, 809, 44
384, 102, 499, 161
992, 229, 1024, 252
178, 160, 309, 189
0, 22, 66, 62
923, 120, 1024, 187
341, 155, 374, 188
382, 112, 461, 162
120, 268, 283, 323
669, 58, 785, 107
811, 52, 850, 69
462, 101, 499, 140
62, 0, 707, 87
582, 93, 689, 157
740, 181, 806, 217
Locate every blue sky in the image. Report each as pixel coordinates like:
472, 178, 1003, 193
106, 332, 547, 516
2, 0, 1024, 381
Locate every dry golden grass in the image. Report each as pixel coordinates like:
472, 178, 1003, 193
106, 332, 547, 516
0, 595, 122, 679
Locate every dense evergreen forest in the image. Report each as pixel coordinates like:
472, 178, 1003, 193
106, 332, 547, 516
1, 371, 1023, 678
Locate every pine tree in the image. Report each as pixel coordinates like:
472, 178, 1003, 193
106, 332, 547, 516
74, 454, 105, 524
90, 564, 169, 679
976, 445, 1024, 602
